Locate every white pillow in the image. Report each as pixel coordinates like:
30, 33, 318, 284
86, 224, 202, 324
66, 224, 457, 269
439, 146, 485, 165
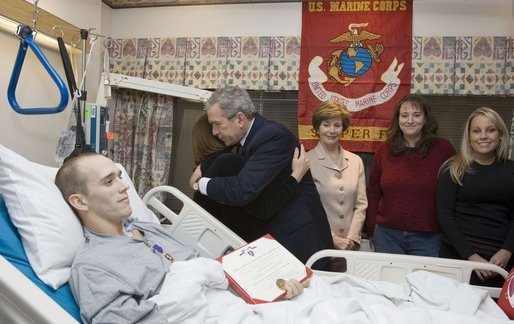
0, 145, 158, 289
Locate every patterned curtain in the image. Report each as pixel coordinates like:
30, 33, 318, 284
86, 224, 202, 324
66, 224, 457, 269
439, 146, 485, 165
111, 89, 174, 197
109, 38, 174, 197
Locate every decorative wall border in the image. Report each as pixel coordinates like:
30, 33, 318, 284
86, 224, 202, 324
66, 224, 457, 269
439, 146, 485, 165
109, 36, 513, 95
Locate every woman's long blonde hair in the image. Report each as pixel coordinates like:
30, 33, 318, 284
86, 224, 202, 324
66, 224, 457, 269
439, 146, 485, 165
440, 107, 510, 185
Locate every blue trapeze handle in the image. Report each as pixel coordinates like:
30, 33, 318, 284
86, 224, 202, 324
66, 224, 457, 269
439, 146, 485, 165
8, 27, 69, 115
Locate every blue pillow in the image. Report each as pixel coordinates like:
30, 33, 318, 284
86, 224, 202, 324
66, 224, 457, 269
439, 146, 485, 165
0, 195, 81, 322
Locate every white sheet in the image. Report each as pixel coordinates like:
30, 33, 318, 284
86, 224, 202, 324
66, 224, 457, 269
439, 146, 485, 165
150, 258, 511, 324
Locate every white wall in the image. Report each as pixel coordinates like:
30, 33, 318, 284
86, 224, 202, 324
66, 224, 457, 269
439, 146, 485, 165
413, 0, 514, 36
101, 2, 113, 39
0, 0, 105, 166
110, 0, 514, 38
111, 2, 301, 38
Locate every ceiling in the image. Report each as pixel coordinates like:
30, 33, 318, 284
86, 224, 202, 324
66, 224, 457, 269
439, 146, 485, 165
102, 0, 299, 9
102, 0, 509, 9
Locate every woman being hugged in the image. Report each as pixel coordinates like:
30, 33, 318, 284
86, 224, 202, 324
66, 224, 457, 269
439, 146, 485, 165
307, 100, 367, 250
437, 107, 514, 285
366, 94, 455, 256
192, 114, 310, 242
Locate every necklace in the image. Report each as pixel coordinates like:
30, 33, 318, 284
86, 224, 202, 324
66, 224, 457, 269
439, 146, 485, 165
144, 238, 174, 263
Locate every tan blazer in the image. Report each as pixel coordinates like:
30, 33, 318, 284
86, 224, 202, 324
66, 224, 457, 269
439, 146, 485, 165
307, 143, 368, 244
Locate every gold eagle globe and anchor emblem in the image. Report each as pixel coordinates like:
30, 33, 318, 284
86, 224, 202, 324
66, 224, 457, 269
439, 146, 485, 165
327, 23, 384, 87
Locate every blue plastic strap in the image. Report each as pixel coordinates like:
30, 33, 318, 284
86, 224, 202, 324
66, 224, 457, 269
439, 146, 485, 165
8, 31, 69, 115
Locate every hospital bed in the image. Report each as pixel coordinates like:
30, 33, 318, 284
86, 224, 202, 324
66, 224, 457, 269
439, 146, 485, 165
0, 185, 510, 324
144, 185, 509, 300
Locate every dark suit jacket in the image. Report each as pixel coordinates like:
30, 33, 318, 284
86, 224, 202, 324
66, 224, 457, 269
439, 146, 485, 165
207, 114, 334, 268
194, 150, 299, 242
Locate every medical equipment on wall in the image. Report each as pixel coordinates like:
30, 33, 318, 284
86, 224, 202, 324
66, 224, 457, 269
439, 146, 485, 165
83, 103, 109, 154
54, 27, 97, 163
54, 26, 116, 162
56, 52, 213, 161
84, 72, 213, 155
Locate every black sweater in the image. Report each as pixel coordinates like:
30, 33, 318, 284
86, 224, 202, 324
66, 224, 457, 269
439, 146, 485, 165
437, 160, 514, 259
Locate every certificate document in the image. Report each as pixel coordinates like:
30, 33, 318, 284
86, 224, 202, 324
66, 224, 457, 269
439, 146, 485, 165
217, 234, 312, 304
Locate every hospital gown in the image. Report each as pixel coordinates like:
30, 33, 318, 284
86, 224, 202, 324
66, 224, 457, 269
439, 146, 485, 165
69, 220, 198, 324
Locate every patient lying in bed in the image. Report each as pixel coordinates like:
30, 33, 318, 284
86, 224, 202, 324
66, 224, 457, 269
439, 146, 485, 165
57, 152, 307, 323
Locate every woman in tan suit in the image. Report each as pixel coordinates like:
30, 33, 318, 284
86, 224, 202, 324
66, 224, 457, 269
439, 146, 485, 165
307, 101, 367, 250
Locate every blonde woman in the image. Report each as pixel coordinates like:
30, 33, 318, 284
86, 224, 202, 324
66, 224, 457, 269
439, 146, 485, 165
437, 107, 514, 286
307, 100, 367, 250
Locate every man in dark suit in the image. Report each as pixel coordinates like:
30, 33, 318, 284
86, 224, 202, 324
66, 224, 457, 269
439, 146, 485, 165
190, 86, 333, 268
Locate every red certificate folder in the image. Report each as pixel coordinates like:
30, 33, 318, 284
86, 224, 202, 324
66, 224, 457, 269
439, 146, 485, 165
217, 234, 312, 304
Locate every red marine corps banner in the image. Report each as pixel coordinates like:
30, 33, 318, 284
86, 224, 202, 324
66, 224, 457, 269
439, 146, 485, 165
298, 0, 413, 152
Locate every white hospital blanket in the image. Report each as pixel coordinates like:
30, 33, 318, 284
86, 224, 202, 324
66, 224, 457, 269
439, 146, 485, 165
150, 257, 511, 324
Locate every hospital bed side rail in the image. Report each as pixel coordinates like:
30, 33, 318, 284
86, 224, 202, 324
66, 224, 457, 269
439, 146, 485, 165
142, 185, 247, 259
306, 249, 509, 299
0, 255, 79, 324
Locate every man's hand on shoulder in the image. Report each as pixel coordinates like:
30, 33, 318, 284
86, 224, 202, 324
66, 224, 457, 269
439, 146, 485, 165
291, 145, 310, 183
